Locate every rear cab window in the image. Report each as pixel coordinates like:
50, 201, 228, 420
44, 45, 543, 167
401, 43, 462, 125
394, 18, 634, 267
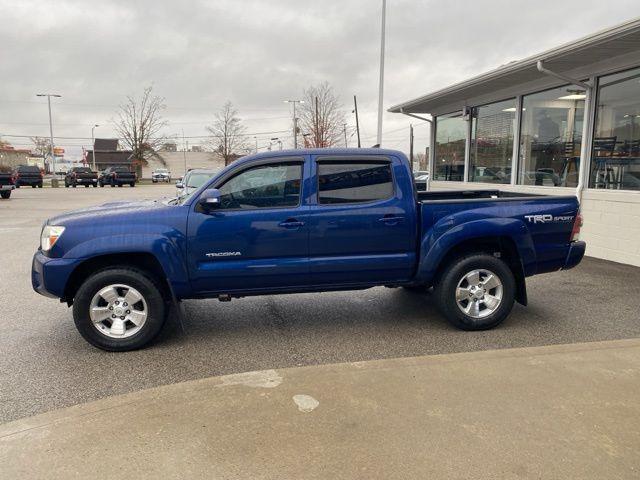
316, 158, 394, 205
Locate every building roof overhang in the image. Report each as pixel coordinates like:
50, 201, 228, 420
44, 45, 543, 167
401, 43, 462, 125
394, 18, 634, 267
389, 17, 640, 115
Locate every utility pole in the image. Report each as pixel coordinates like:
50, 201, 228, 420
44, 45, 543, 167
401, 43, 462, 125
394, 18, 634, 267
409, 124, 414, 172
315, 96, 319, 148
91, 124, 99, 171
254, 136, 258, 153
376, 0, 387, 146
36, 93, 61, 174
343, 124, 348, 148
353, 95, 361, 148
284, 100, 304, 148
182, 129, 187, 175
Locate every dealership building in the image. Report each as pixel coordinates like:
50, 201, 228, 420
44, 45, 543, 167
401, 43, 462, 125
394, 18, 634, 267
391, 18, 640, 267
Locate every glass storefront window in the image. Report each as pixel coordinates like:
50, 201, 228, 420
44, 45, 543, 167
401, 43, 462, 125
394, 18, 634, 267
434, 112, 466, 181
590, 67, 640, 190
469, 99, 516, 183
518, 86, 584, 187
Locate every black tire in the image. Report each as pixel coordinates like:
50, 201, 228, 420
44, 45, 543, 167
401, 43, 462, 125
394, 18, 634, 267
434, 254, 515, 331
38, 183, 43, 188
72, 183, 77, 188
72, 268, 167, 351
99, 181, 104, 187
65, 181, 69, 188
15, 182, 20, 188
84, 184, 89, 188
31, 184, 37, 188
0, 191, 10, 199
118, 184, 123, 187
129, 182, 135, 187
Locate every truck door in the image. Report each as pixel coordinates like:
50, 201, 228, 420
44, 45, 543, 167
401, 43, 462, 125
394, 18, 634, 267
307, 155, 417, 285
187, 157, 310, 293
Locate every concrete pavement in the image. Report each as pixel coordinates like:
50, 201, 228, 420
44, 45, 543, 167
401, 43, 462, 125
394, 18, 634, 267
2, 339, 639, 479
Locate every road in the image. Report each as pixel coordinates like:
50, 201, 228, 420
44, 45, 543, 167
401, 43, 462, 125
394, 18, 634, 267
1, 185, 639, 423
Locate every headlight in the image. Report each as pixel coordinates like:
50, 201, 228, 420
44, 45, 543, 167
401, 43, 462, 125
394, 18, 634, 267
41, 225, 65, 251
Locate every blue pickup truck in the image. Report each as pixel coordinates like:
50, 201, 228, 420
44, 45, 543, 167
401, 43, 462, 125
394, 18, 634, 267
32, 148, 585, 351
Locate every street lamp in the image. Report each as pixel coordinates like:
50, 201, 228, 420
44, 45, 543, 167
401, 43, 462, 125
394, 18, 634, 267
284, 100, 304, 149
271, 137, 283, 150
376, 0, 386, 146
91, 124, 99, 171
254, 136, 259, 153
36, 93, 61, 174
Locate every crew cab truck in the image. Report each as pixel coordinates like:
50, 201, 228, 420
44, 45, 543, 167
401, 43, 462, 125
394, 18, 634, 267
0, 171, 15, 198
98, 167, 136, 187
32, 149, 585, 351
65, 167, 98, 188
13, 165, 43, 188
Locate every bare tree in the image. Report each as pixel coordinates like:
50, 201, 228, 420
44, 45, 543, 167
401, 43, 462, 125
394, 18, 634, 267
298, 82, 345, 148
206, 102, 249, 165
113, 86, 168, 166
30, 136, 51, 159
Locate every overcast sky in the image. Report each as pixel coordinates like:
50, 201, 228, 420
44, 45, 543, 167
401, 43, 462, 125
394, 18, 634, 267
1, 0, 638, 160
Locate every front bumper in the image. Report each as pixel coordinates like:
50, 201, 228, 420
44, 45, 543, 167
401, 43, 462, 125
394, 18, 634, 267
562, 241, 586, 270
32, 250, 82, 299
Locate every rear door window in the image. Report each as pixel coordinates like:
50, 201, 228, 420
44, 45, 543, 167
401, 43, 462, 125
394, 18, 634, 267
317, 160, 393, 204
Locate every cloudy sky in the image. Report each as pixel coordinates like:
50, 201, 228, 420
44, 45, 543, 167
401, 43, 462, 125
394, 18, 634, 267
1, 0, 638, 160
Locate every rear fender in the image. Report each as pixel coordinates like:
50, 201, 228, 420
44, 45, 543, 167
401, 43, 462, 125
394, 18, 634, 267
416, 217, 536, 287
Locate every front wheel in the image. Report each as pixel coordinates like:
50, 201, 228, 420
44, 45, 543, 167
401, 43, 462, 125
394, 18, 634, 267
38, 183, 43, 188
434, 254, 515, 331
72, 268, 167, 351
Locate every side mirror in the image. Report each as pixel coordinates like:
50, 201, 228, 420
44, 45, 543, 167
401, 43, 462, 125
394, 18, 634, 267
198, 188, 222, 209
176, 181, 184, 189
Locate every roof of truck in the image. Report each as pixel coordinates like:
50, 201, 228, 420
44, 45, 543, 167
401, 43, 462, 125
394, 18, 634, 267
235, 148, 406, 166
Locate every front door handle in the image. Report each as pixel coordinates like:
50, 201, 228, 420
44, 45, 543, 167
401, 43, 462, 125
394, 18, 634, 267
377, 215, 405, 225
278, 218, 305, 228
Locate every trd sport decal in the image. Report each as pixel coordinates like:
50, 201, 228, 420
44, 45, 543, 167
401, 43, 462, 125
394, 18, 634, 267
524, 214, 574, 224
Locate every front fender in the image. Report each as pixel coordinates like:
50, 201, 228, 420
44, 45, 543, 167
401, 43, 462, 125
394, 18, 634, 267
64, 233, 190, 297
416, 217, 536, 283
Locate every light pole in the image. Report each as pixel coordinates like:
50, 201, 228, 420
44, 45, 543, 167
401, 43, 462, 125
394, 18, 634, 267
343, 123, 348, 147
91, 124, 99, 171
36, 93, 61, 174
254, 136, 258, 153
352, 95, 361, 148
376, 0, 386, 146
284, 100, 304, 148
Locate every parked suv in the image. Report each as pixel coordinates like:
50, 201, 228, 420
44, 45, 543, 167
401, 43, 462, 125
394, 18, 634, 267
64, 167, 98, 188
98, 167, 136, 187
13, 165, 43, 188
176, 169, 216, 197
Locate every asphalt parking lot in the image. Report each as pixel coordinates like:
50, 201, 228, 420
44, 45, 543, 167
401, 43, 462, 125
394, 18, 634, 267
1, 185, 639, 424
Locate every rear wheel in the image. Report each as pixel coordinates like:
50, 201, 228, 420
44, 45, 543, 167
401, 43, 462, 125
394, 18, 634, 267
130, 182, 135, 187
84, 184, 89, 188
434, 254, 515, 331
31, 184, 36, 188
72, 268, 167, 351
118, 184, 123, 187
0, 191, 10, 199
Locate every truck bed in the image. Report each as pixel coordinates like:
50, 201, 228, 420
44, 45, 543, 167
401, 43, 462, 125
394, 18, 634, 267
417, 189, 543, 203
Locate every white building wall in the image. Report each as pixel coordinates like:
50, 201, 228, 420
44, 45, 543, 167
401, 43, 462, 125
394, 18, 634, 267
428, 181, 640, 267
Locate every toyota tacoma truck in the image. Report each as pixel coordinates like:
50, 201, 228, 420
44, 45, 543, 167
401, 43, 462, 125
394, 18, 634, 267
32, 149, 585, 351
98, 166, 136, 187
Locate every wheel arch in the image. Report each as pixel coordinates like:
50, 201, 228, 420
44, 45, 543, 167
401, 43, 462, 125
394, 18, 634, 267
63, 252, 172, 305
427, 235, 528, 306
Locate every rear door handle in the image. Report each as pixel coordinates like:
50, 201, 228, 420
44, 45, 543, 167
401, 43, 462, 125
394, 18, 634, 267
278, 218, 305, 228
377, 215, 405, 224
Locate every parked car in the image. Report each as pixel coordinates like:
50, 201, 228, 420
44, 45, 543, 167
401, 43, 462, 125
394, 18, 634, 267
413, 171, 429, 190
32, 148, 585, 351
64, 167, 98, 188
176, 169, 216, 197
13, 165, 43, 188
0, 171, 15, 199
152, 168, 171, 183
98, 167, 136, 187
